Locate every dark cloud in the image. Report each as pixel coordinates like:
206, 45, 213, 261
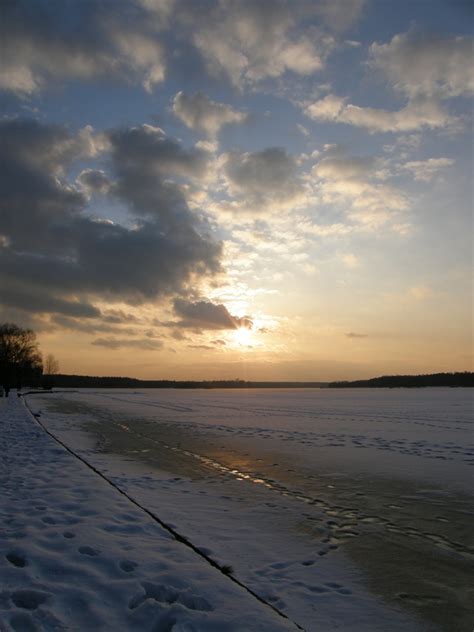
0, 118, 222, 326
223, 148, 303, 210
51, 316, 136, 337
109, 124, 210, 225
77, 169, 111, 195
0, 0, 168, 94
173, 299, 253, 330
91, 337, 164, 351
0, 286, 100, 319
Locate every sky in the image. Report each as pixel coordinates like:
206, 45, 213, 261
0, 0, 472, 381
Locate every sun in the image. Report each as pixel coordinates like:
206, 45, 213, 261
233, 327, 253, 347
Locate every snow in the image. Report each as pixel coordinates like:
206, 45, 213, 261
2, 388, 473, 631
0, 395, 298, 631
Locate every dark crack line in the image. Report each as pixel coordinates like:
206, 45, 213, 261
22, 394, 305, 632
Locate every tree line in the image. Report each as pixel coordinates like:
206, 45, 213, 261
0, 323, 59, 392
328, 372, 473, 388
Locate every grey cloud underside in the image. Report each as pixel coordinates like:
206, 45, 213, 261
0, 0, 167, 94
172, 299, 253, 331
224, 148, 301, 207
91, 337, 164, 351
0, 0, 366, 95
0, 118, 222, 322
77, 170, 111, 195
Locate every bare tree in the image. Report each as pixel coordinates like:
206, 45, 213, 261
44, 353, 59, 376
0, 323, 43, 390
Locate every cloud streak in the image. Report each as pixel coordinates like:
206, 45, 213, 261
305, 94, 453, 133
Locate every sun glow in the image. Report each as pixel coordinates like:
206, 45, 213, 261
233, 327, 253, 347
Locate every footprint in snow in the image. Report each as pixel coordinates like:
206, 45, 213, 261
6, 552, 27, 568
11, 589, 48, 610
78, 546, 99, 556
63, 531, 75, 539
129, 582, 213, 612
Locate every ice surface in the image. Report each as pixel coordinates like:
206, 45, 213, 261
0, 396, 298, 631
12, 388, 474, 631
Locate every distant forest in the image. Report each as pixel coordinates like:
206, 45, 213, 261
45, 375, 327, 389
328, 372, 473, 388
38, 372, 473, 389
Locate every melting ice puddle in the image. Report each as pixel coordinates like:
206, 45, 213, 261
107, 420, 474, 561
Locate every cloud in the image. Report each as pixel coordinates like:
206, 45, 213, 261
222, 148, 305, 212
297, 123, 310, 136
77, 169, 111, 195
91, 337, 164, 351
401, 158, 455, 182
0, 0, 168, 95
341, 254, 359, 268
345, 332, 367, 338
369, 31, 474, 100
1, 285, 100, 319
173, 299, 252, 330
172, 91, 247, 138
305, 94, 453, 133
312, 150, 409, 228
191, 0, 337, 88
314, 154, 375, 180
0, 118, 222, 325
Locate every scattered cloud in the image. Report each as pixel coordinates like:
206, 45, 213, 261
312, 149, 409, 228
297, 123, 310, 136
172, 91, 247, 138
191, 0, 337, 88
305, 94, 454, 133
0, 0, 168, 95
369, 31, 474, 100
401, 157, 455, 182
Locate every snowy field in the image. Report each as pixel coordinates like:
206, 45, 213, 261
5, 388, 473, 631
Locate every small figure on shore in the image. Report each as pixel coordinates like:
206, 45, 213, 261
4, 385, 10, 398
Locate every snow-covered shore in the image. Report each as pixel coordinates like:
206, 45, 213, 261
0, 395, 297, 631
3, 388, 472, 631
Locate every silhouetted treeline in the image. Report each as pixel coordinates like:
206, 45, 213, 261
45, 375, 327, 389
328, 372, 473, 388
34, 372, 473, 390
0, 323, 43, 390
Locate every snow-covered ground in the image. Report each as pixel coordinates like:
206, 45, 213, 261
3, 388, 473, 631
0, 395, 299, 631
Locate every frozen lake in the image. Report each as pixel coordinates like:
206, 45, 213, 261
28, 388, 474, 631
